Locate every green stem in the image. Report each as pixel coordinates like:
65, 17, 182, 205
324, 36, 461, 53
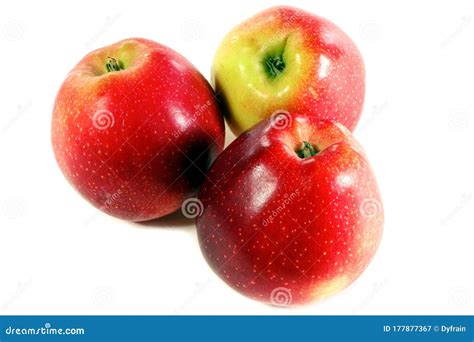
265, 56, 286, 78
296, 141, 318, 159
105, 57, 123, 73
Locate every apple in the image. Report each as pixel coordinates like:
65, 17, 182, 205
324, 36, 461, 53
196, 112, 383, 305
212, 6, 365, 136
52, 38, 224, 221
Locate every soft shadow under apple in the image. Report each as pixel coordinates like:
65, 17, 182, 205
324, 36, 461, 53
134, 210, 195, 231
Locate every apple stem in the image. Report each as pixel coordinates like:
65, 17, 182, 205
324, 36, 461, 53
297, 141, 318, 159
265, 56, 286, 78
105, 57, 124, 73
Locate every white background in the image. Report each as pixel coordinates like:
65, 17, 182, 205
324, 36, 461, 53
0, 0, 473, 315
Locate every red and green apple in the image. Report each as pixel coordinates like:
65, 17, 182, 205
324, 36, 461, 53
52, 38, 224, 221
196, 113, 383, 305
212, 6, 365, 136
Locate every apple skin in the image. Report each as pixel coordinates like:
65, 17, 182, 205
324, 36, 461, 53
212, 6, 365, 136
196, 113, 382, 305
52, 38, 224, 221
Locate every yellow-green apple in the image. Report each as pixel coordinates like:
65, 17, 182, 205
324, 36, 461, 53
196, 112, 383, 305
212, 6, 365, 136
52, 38, 224, 221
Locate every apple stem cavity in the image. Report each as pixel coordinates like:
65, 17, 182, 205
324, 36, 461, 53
264, 55, 286, 78
105, 57, 124, 73
297, 141, 319, 159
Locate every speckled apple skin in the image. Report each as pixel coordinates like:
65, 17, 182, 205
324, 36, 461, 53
52, 38, 224, 221
213, 6, 365, 135
196, 114, 383, 305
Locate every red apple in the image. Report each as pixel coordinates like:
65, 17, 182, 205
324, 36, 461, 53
212, 6, 365, 135
52, 38, 224, 221
196, 112, 383, 305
